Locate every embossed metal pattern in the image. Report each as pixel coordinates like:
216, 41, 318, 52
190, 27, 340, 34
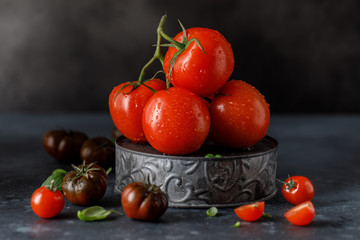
115, 136, 278, 208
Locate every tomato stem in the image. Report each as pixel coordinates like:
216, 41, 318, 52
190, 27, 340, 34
137, 15, 167, 85
47, 179, 57, 192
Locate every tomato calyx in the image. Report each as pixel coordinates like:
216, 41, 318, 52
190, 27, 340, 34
71, 161, 101, 180
45, 179, 58, 192
277, 175, 297, 192
158, 16, 206, 89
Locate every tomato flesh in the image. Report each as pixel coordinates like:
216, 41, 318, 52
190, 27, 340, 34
234, 201, 265, 222
284, 201, 315, 226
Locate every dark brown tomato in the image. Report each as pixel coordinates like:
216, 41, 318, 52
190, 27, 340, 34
121, 182, 168, 221
80, 137, 115, 169
62, 162, 107, 206
42, 130, 88, 163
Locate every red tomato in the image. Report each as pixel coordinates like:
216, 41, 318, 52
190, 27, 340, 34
142, 87, 210, 155
121, 182, 168, 221
31, 182, 65, 218
284, 201, 315, 226
281, 176, 315, 205
163, 28, 234, 97
209, 80, 270, 148
109, 79, 166, 143
234, 201, 265, 222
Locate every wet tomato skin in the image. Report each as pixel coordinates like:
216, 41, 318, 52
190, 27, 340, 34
284, 201, 315, 226
109, 79, 166, 143
164, 27, 234, 97
142, 87, 210, 155
234, 201, 265, 222
209, 80, 270, 148
121, 182, 168, 221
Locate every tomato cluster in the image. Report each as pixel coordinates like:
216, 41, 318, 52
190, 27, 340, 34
109, 15, 270, 155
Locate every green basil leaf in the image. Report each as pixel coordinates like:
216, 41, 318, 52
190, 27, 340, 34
206, 206, 218, 217
262, 212, 272, 218
77, 206, 122, 222
205, 154, 215, 158
41, 169, 67, 191
215, 154, 223, 158
232, 221, 241, 228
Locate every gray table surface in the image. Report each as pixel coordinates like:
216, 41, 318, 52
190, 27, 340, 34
1, 113, 359, 240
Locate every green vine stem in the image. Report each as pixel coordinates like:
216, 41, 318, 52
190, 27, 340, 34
137, 15, 167, 85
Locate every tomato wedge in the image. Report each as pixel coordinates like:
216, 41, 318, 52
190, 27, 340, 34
284, 201, 315, 226
234, 201, 264, 222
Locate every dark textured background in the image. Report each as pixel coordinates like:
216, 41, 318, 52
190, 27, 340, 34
0, 0, 359, 113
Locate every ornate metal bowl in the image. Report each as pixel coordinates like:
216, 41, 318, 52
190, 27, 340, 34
114, 136, 278, 208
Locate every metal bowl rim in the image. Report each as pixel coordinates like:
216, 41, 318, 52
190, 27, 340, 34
115, 135, 278, 161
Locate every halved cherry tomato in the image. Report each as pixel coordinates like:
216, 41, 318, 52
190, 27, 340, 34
284, 201, 315, 226
234, 201, 264, 222
109, 79, 166, 143
31, 181, 65, 218
281, 176, 315, 205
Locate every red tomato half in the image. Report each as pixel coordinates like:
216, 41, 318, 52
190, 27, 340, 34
234, 201, 265, 222
31, 185, 65, 218
209, 80, 270, 148
142, 87, 210, 155
284, 201, 315, 226
109, 79, 166, 143
281, 176, 315, 205
164, 28, 234, 97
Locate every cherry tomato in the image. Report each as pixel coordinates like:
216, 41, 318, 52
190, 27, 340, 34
31, 181, 65, 218
164, 28, 234, 97
234, 201, 265, 222
121, 182, 168, 221
281, 176, 315, 205
284, 201, 315, 226
142, 87, 210, 155
42, 130, 88, 163
109, 79, 166, 143
62, 162, 107, 206
80, 137, 115, 169
209, 80, 270, 148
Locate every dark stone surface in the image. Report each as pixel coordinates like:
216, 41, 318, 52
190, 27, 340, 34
0, 113, 359, 239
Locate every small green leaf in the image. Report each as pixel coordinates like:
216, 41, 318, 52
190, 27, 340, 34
205, 153, 215, 158
206, 206, 218, 217
215, 154, 223, 158
41, 169, 67, 191
262, 212, 272, 218
232, 221, 241, 228
77, 206, 122, 222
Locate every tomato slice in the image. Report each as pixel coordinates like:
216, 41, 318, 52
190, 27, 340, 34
284, 201, 315, 226
234, 201, 265, 222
